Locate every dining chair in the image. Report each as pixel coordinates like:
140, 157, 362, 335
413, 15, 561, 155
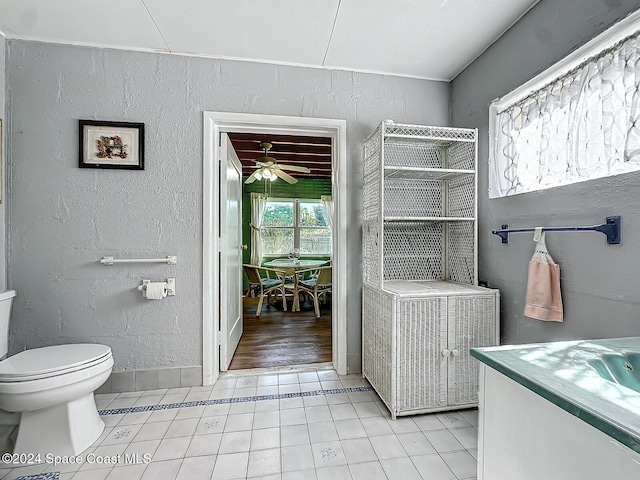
307, 259, 332, 281
243, 264, 287, 316
295, 266, 332, 318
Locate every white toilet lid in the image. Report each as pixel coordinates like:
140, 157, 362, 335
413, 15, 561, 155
0, 344, 112, 381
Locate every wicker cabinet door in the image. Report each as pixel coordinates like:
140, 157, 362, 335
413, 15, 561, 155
446, 294, 497, 406
396, 297, 448, 413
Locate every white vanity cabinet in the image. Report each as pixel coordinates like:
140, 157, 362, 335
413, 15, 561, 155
478, 365, 640, 479
473, 339, 640, 480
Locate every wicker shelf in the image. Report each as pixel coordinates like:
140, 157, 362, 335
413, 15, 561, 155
363, 121, 478, 285
383, 279, 489, 295
384, 134, 476, 147
362, 121, 499, 419
383, 216, 475, 222
384, 167, 475, 181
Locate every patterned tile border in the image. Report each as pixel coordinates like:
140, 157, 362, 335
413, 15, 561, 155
99, 386, 374, 416
17, 473, 59, 480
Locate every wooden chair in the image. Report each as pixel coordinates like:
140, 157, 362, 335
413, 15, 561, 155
295, 266, 332, 318
243, 264, 287, 317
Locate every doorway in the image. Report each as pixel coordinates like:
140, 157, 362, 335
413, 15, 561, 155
203, 112, 347, 386
229, 139, 333, 370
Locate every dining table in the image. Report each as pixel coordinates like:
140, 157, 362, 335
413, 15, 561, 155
263, 259, 329, 312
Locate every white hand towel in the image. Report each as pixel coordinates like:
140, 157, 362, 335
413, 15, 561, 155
524, 229, 563, 322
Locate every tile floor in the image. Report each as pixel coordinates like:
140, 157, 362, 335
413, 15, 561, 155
0, 368, 478, 480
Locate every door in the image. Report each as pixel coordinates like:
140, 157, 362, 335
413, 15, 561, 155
447, 294, 497, 406
219, 133, 243, 371
396, 296, 448, 412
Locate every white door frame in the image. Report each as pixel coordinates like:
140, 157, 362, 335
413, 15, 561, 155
203, 112, 348, 385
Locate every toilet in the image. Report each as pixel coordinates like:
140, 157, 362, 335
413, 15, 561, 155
0, 290, 113, 456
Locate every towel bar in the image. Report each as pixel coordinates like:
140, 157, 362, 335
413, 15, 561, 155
492, 216, 621, 245
100, 256, 177, 265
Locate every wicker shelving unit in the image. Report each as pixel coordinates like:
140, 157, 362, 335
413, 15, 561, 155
362, 121, 500, 419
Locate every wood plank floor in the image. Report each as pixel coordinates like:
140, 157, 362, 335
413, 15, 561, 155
228, 296, 332, 370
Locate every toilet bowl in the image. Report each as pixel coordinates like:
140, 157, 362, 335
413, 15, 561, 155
0, 291, 113, 456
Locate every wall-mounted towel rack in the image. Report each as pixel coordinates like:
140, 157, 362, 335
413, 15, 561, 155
100, 256, 177, 265
492, 216, 621, 245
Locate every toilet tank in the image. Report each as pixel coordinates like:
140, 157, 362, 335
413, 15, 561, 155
0, 291, 16, 358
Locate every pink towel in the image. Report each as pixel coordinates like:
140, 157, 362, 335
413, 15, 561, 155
524, 230, 563, 322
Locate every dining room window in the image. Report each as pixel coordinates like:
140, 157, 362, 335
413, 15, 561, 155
261, 198, 332, 256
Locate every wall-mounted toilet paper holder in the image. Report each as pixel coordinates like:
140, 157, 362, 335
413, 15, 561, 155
138, 278, 176, 297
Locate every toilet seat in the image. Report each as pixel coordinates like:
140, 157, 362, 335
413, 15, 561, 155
0, 344, 112, 382
0, 354, 113, 401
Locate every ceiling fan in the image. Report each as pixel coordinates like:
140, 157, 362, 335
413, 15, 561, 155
244, 142, 310, 184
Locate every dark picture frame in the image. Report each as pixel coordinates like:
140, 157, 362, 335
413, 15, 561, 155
79, 120, 144, 170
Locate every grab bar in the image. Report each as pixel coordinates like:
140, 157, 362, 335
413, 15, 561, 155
100, 256, 177, 265
492, 216, 621, 245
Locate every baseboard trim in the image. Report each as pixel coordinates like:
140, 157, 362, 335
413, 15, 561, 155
96, 366, 203, 394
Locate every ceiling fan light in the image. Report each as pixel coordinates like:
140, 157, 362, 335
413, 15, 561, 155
262, 168, 272, 179
269, 174, 278, 182
254, 170, 263, 181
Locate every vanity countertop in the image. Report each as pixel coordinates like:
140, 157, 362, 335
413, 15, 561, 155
471, 337, 640, 453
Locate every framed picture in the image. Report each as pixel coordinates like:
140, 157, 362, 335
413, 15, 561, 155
79, 120, 144, 170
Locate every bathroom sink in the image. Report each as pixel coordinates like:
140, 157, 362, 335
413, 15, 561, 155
586, 353, 640, 394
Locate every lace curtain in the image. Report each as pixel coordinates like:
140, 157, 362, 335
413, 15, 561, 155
321, 195, 334, 230
489, 31, 640, 198
250, 193, 267, 265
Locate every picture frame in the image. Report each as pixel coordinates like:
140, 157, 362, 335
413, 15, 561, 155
79, 120, 144, 170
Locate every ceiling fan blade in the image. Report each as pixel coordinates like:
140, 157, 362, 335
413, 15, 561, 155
244, 171, 259, 184
273, 169, 298, 184
278, 164, 311, 173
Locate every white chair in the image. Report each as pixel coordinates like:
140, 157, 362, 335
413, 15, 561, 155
243, 264, 287, 316
295, 266, 332, 318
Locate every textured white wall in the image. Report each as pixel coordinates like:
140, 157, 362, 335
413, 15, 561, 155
451, 0, 640, 345
0, 37, 5, 292
5, 41, 450, 372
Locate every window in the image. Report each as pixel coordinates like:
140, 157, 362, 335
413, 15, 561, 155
489, 12, 640, 198
261, 199, 332, 256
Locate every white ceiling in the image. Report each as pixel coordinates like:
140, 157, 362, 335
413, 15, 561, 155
0, 0, 540, 81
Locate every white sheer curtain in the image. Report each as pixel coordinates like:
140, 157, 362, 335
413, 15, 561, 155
321, 195, 334, 230
250, 193, 267, 265
490, 31, 640, 198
